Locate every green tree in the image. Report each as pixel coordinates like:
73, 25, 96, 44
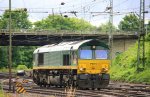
146, 21, 150, 33
118, 14, 140, 31
34, 15, 95, 31
0, 47, 8, 68
0, 8, 31, 29
0, 9, 34, 68
97, 22, 117, 32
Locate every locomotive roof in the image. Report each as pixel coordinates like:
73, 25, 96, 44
33, 39, 108, 53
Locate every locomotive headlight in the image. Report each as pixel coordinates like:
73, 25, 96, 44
80, 68, 86, 71
92, 46, 96, 49
102, 68, 108, 72
80, 68, 83, 71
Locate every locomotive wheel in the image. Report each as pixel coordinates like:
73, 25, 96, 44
59, 85, 62, 88
39, 83, 42, 87
37, 77, 41, 86
43, 84, 46, 87
48, 84, 51, 87
42, 79, 47, 87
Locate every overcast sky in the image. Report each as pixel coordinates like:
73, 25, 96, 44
0, 0, 150, 27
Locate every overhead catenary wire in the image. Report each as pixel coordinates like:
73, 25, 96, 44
0, 0, 149, 28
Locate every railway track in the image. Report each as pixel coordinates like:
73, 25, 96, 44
0, 72, 16, 78
3, 85, 108, 97
1, 73, 150, 97
2, 82, 150, 97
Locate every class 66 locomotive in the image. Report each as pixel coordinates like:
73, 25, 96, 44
33, 39, 110, 89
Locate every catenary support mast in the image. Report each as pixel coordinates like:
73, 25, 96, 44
9, 0, 12, 91
137, 0, 145, 71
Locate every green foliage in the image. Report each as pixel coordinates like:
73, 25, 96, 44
12, 46, 36, 68
97, 22, 117, 32
0, 8, 31, 29
146, 33, 150, 41
118, 14, 140, 31
146, 21, 150, 33
0, 47, 8, 68
17, 65, 28, 70
0, 9, 35, 69
34, 15, 95, 31
110, 40, 150, 83
0, 46, 36, 69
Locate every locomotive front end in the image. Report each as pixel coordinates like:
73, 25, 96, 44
77, 40, 110, 89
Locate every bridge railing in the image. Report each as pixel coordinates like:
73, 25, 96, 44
0, 29, 137, 35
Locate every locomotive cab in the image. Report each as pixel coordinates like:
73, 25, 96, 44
76, 40, 110, 89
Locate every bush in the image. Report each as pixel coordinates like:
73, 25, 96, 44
17, 65, 28, 70
146, 33, 150, 41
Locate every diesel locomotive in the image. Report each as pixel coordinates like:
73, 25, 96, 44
33, 39, 110, 89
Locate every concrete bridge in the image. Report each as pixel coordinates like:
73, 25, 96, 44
0, 29, 138, 58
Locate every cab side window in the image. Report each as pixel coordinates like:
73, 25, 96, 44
63, 54, 70, 66
38, 53, 44, 65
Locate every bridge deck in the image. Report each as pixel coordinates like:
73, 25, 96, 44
0, 30, 138, 46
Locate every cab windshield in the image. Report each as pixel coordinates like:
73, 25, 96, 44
79, 46, 108, 59
80, 50, 92, 59
95, 50, 108, 59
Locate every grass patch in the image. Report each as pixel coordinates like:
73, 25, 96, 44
0, 68, 17, 73
0, 68, 32, 73
0, 91, 5, 97
110, 40, 150, 84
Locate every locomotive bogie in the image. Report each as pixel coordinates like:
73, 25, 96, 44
33, 69, 77, 87
77, 74, 109, 89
